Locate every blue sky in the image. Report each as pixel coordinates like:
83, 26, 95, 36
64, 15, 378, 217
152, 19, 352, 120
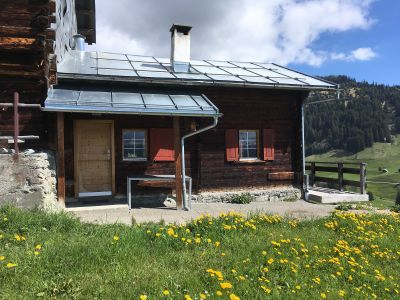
292, 0, 400, 85
90, 0, 399, 86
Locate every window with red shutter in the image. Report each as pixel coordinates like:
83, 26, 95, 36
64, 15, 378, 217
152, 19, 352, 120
263, 129, 275, 161
150, 128, 174, 162
225, 129, 239, 162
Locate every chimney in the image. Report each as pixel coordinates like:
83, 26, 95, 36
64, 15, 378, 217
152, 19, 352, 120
73, 34, 86, 51
170, 24, 192, 72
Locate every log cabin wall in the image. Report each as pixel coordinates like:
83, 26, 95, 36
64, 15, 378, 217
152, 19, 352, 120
0, 0, 82, 150
198, 87, 304, 191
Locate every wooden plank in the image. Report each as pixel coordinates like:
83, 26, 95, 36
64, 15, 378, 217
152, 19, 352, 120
57, 112, 65, 205
314, 166, 338, 173
342, 167, 362, 175
343, 179, 361, 188
174, 117, 183, 209
314, 176, 337, 184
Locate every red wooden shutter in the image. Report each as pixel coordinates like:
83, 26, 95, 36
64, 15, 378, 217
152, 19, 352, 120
150, 128, 174, 161
225, 129, 239, 162
263, 129, 275, 161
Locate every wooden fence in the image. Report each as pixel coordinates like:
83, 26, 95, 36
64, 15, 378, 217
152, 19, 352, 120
305, 162, 367, 194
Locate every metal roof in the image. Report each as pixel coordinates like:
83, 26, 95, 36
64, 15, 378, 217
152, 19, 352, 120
43, 88, 220, 117
57, 51, 337, 90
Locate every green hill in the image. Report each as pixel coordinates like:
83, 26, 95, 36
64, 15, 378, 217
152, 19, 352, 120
307, 135, 400, 208
305, 76, 400, 155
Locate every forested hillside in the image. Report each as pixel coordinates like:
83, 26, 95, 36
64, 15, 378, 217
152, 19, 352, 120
305, 76, 400, 155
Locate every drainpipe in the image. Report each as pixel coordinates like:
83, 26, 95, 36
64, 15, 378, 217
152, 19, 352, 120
181, 116, 219, 210
301, 99, 309, 200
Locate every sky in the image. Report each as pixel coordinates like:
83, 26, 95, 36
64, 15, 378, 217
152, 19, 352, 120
87, 0, 399, 85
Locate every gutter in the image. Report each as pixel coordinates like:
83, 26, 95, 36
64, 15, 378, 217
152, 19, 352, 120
181, 116, 219, 210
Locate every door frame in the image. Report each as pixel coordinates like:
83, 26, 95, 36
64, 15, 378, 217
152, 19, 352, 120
73, 120, 115, 198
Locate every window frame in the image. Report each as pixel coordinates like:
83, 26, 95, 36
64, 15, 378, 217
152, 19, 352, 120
122, 129, 148, 161
238, 129, 260, 161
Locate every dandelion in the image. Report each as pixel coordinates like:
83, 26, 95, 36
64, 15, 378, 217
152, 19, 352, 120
220, 282, 232, 289
113, 235, 119, 241
139, 295, 148, 300
320, 293, 327, 299
199, 293, 207, 299
261, 286, 271, 294
162, 289, 170, 296
184, 294, 192, 300
35, 244, 42, 250
0, 255, 5, 261
267, 258, 274, 265
229, 293, 240, 300
339, 290, 346, 297
216, 291, 223, 296
6, 262, 17, 268
262, 250, 267, 256
34, 251, 40, 256
14, 234, 26, 241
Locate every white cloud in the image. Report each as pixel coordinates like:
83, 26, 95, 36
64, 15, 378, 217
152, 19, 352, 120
87, 0, 377, 67
331, 47, 377, 62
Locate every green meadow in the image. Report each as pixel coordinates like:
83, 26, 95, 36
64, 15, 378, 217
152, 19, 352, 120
1, 206, 400, 299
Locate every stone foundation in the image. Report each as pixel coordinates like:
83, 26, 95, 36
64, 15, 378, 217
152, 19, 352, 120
0, 150, 59, 210
193, 186, 302, 203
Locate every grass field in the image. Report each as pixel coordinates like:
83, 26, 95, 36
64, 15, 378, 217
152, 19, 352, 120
1, 206, 400, 299
307, 135, 400, 208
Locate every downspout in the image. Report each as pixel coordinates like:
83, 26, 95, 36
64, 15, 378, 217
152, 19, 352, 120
181, 116, 219, 210
301, 100, 308, 200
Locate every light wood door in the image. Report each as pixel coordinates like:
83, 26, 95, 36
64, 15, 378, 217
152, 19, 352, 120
74, 120, 115, 197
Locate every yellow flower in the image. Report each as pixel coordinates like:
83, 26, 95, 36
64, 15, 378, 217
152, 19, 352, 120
6, 262, 17, 268
14, 234, 25, 241
34, 251, 40, 256
35, 244, 42, 250
216, 291, 223, 296
113, 235, 119, 241
0, 255, 5, 261
262, 251, 267, 256
156, 233, 161, 237
139, 295, 148, 300
200, 293, 207, 299
267, 258, 274, 265
215, 241, 220, 247
184, 294, 192, 300
162, 289, 170, 296
229, 293, 240, 300
295, 285, 301, 290
261, 286, 271, 294
220, 282, 232, 289
339, 290, 346, 297
320, 293, 327, 299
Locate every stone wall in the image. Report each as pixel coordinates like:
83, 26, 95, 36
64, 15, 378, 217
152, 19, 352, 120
0, 151, 59, 210
194, 187, 302, 203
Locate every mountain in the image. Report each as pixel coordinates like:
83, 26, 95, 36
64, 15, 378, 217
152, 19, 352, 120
305, 75, 400, 156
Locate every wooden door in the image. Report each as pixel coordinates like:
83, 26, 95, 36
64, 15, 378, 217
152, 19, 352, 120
74, 120, 115, 197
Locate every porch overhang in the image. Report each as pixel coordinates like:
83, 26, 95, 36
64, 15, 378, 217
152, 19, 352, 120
42, 88, 221, 117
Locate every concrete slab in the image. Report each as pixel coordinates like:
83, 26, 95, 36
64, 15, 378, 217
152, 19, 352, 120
66, 200, 336, 225
308, 189, 369, 204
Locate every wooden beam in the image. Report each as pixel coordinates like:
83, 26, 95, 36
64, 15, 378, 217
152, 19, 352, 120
173, 117, 183, 209
57, 112, 65, 206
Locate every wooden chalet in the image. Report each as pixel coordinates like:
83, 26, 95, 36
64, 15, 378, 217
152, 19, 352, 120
0, 1, 337, 210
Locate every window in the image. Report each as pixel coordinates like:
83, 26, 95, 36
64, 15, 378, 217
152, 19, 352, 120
123, 129, 147, 161
239, 130, 259, 160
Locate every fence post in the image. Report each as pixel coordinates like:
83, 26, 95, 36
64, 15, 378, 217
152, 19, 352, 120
338, 163, 344, 191
310, 162, 316, 187
360, 163, 367, 194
